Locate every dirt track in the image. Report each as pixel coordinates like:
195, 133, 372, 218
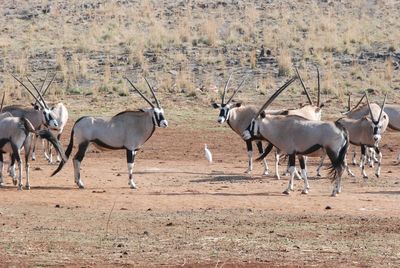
0, 122, 400, 267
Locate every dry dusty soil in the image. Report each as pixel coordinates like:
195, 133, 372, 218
0, 119, 400, 267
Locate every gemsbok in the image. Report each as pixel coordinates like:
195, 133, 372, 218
242, 77, 349, 196
0, 116, 66, 190
51, 77, 168, 189
212, 74, 297, 176
337, 92, 388, 179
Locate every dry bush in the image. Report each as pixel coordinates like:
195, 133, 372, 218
277, 49, 292, 76
199, 18, 219, 46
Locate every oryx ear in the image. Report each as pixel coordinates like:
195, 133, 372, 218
212, 103, 221, 109
234, 102, 242, 108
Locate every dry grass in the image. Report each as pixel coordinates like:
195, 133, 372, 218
0, 0, 398, 106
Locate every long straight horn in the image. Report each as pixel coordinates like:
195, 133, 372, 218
42, 72, 57, 96
347, 93, 351, 112
316, 66, 321, 107
349, 92, 366, 112
40, 72, 49, 93
226, 74, 249, 104
11, 74, 45, 109
125, 77, 155, 108
144, 77, 161, 108
222, 72, 233, 105
26, 76, 49, 109
253, 76, 298, 120
294, 67, 312, 105
365, 92, 376, 123
0, 92, 5, 112
377, 93, 388, 122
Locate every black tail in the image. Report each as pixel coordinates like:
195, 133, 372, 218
37, 129, 67, 162
327, 122, 349, 181
51, 128, 74, 177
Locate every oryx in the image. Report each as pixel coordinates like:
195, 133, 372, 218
51, 77, 168, 189
347, 93, 400, 164
212, 74, 297, 177
22, 73, 69, 163
337, 92, 388, 179
0, 116, 66, 190
212, 73, 270, 175
242, 77, 349, 196
4, 74, 59, 131
383, 103, 400, 163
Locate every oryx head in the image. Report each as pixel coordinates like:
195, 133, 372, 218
212, 73, 247, 124
125, 76, 168, 128
11, 74, 59, 130
365, 92, 388, 145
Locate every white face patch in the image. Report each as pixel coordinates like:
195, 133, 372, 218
44, 109, 59, 129
153, 108, 168, 128
217, 107, 229, 124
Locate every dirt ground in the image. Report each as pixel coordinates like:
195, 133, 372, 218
0, 120, 400, 267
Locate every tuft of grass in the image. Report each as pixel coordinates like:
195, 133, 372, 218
277, 49, 292, 76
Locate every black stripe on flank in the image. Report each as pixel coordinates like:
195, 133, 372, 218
298, 144, 322, 155
91, 139, 124, 150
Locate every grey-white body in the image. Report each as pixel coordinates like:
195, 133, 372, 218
52, 77, 168, 189
244, 114, 348, 196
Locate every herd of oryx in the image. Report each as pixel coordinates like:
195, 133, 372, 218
0, 68, 399, 197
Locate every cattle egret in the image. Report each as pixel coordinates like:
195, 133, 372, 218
204, 144, 212, 163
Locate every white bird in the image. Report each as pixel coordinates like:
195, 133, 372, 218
204, 144, 212, 163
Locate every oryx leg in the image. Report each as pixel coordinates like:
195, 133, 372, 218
367, 147, 376, 168
352, 148, 357, 165
374, 147, 382, 178
127, 149, 137, 189
283, 154, 296, 195
73, 142, 89, 189
9, 154, 17, 185
299, 155, 310, 194
284, 157, 301, 180
31, 134, 38, 161
245, 140, 253, 174
275, 150, 281, 180
344, 155, 355, 177
257, 141, 271, 176
360, 145, 368, 179
56, 133, 62, 162
0, 153, 3, 186
23, 136, 32, 190
316, 154, 326, 177
10, 143, 22, 190
43, 139, 51, 163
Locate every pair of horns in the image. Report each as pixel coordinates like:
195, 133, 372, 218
11, 74, 54, 110
365, 92, 387, 124
221, 73, 249, 105
253, 76, 298, 120
125, 77, 161, 108
294, 66, 321, 107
